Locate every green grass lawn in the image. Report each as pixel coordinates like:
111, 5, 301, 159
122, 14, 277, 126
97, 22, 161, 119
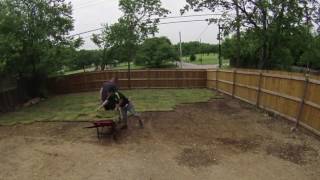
0, 89, 217, 125
113, 62, 145, 70
183, 53, 229, 65
63, 67, 96, 75
61, 62, 176, 76
61, 63, 144, 76
114, 62, 177, 70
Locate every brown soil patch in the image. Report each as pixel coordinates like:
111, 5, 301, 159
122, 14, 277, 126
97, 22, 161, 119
216, 137, 260, 152
176, 147, 218, 168
266, 143, 318, 165
0, 95, 320, 180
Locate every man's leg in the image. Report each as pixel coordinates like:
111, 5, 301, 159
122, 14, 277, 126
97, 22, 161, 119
120, 106, 128, 129
127, 102, 144, 128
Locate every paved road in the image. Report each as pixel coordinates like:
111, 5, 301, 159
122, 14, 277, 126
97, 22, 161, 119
179, 62, 218, 69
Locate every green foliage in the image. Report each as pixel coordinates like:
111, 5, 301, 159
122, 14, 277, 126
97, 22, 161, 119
190, 54, 196, 62
174, 42, 218, 56
221, 28, 320, 70
222, 31, 260, 68
0, 89, 217, 125
119, 0, 169, 41
71, 50, 96, 72
299, 36, 320, 69
270, 48, 294, 70
93, 0, 170, 67
135, 37, 178, 68
0, 0, 75, 96
183, 0, 320, 70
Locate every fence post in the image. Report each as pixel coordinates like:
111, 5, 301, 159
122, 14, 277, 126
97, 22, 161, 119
147, 69, 150, 88
175, 69, 182, 88
296, 74, 309, 128
115, 70, 119, 81
216, 69, 219, 91
256, 71, 263, 107
84, 74, 88, 91
2, 91, 9, 111
232, 69, 237, 98
0, 93, 3, 113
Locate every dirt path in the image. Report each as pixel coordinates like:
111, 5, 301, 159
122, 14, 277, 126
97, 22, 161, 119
0, 96, 319, 180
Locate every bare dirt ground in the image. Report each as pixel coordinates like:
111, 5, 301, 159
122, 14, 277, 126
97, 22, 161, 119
1, 95, 320, 180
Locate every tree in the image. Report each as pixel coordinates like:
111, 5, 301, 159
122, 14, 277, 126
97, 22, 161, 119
183, 0, 320, 69
91, 26, 114, 70
93, 0, 169, 73
0, 0, 75, 97
299, 35, 320, 70
72, 50, 96, 72
118, 0, 170, 42
100, 0, 170, 86
222, 31, 260, 68
135, 37, 178, 67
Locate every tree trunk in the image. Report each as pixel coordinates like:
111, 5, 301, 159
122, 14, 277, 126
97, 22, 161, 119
101, 47, 107, 71
259, 8, 268, 69
235, 0, 241, 67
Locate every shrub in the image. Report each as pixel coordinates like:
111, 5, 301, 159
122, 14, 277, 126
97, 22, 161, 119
190, 54, 196, 62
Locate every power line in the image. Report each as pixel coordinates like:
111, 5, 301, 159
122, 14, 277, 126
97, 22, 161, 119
70, 27, 103, 37
159, 19, 208, 25
69, 18, 213, 37
150, 13, 222, 20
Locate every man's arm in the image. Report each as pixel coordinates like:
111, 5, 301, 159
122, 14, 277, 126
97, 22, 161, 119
97, 93, 111, 111
99, 88, 103, 102
97, 99, 108, 111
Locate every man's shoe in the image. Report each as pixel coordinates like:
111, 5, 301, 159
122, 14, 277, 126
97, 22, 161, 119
121, 125, 128, 130
139, 122, 144, 129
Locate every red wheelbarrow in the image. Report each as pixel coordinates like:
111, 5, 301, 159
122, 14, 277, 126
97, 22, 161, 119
85, 120, 117, 139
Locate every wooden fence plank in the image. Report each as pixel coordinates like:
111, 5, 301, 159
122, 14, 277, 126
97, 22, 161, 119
232, 70, 237, 97
296, 75, 309, 127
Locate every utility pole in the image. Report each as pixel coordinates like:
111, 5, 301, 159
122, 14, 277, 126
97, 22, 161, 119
200, 38, 203, 65
128, 60, 131, 88
179, 32, 183, 68
218, 24, 222, 68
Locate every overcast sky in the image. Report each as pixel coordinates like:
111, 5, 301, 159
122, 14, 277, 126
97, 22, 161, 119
68, 0, 220, 49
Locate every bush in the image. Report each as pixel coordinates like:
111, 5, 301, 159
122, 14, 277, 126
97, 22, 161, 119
190, 54, 196, 62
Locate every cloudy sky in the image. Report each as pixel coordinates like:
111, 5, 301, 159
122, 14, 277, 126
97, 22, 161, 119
68, 0, 220, 49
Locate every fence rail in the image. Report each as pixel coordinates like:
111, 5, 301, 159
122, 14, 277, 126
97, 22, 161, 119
48, 69, 207, 94
48, 68, 320, 136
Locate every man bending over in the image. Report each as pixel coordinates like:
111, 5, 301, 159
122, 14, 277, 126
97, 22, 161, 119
97, 78, 143, 129
99, 77, 118, 110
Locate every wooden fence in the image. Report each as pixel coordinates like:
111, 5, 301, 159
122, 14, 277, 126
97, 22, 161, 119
48, 69, 207, 94
207, 69, 320, 136
48, 69, 320, 136
0, 77, 19, 113
0, 89, 19, 113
